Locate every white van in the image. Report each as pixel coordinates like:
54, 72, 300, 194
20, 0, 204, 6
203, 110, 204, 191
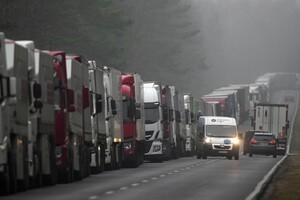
196, 116, 242, 160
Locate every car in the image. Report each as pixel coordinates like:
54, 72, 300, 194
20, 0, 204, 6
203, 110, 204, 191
243, 130, 268, 155
249, 132, 277, 158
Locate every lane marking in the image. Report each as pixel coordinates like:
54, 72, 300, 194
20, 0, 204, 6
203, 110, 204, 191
141, 179, 149, 183
160, 174, 166, 177
152, 177, 157, 180
120, 187, 128, 191
89, 196, 99, 200
131, 183, 139, 187
105, 191, 115, 195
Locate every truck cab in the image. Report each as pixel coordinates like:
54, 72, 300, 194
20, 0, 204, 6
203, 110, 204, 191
143, 82, 163, 162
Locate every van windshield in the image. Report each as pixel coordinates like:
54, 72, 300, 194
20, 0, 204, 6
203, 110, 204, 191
206, 125, 237, 138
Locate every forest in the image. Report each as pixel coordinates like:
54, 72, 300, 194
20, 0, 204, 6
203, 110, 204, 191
1, 0, 300, 98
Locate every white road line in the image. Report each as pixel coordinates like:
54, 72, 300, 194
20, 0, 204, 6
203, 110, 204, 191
160, 174, 166, 177
89, 196, 99, 200
152, 177, 157, 180
120, 187, 128, 191
168, 172, 173, 175
141, 179, 149, 183
131, 183, 139, 187
105, 191, 115, 195
174, 170, 179, 173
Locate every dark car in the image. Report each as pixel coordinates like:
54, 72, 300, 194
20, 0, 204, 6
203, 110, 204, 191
249, 132, 277, 158
243, 130, 268, 155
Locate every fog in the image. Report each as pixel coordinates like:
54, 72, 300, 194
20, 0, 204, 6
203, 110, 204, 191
1, 0, 300, 99
190, 0, 300, 96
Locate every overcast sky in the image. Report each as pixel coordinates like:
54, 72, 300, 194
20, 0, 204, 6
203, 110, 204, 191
190, 0, 300, 96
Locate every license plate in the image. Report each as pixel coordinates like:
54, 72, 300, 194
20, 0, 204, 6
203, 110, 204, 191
218, 151, 227, 154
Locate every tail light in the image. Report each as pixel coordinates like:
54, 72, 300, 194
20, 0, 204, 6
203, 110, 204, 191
269, 139, 276, 145
250, 139, 257, 144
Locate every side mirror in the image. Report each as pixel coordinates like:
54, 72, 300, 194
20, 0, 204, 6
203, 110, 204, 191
34, 100, 43, 109
286, 121, 289, 130
82, 86, 90, 109
33, 82, 42, 99
135, 102, 141, 107
112, 110, 117, 115
135, 110, 141, 119
95, 93, 102, 114
67, 89, 74, 105
111, 99, 116, 110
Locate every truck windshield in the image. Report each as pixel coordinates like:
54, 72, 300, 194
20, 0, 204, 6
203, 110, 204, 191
144, 103, 159, 124
206, 125, 237, 138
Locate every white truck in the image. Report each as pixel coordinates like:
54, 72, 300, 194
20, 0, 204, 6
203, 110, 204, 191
0, 37, 46, 193
197, 116, 242, 160
143, 82, 164, 162
88, 61, 106, 174
252, 103, 289, 154
103, 66, 123, 170
184, 94, 196, 156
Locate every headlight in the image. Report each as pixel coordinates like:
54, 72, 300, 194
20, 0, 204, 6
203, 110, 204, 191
153, 145, 161, 152
231, 138, 239, 145
123, 142, 133, 149
56, 146, 62, 158
205, 137, 211, 143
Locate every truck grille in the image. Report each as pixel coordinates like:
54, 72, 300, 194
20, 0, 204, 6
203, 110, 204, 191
145, 131, 154, 140
144, 141, 153, 153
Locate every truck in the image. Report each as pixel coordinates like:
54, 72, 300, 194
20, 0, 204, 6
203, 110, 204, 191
169, 86, 179, 159
161, 85, 173, 160
177, 92, 187, 157
0, 37, 47, 193
200, 100, 221, 116
197, 116, 242, 160
184, 94, 196, 156
34, 50, 56, 186
143, 82, 164, 162
103, 66, 123, 170
88, 61, 106, 174
66, 55, 91, 180
0, 33, 18, 194
252, 103, 289, 154
51, 51, 76, 183
121, 73, 145, 167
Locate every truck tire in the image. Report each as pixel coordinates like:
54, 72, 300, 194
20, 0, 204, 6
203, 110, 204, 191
18, 138, 29, 192
249, 153, 253, 157
91, 145, 101, 174
227, 156, 233, 160
197, 153, 202, 159
202, 154, 207, 159
234, 154, 239, 160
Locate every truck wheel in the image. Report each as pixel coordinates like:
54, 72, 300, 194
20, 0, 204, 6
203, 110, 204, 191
9, 150, 17, 194
234, 154, 239, 160
273, 153, 277, 158
202, 154, 207, 159
18, 137, 29, 191
249, 153, 253, 157
243, 151, 246, 155
227, 156, 233, 160
197, 153, 202, 159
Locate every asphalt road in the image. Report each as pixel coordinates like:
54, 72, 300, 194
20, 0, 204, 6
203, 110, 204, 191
2, 90, 297, 200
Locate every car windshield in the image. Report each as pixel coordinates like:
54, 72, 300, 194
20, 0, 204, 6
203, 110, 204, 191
206, 125, 237, 138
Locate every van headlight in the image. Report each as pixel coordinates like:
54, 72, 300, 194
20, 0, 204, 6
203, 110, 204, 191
231, 138, 239, 145
205, 137, 211, 143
